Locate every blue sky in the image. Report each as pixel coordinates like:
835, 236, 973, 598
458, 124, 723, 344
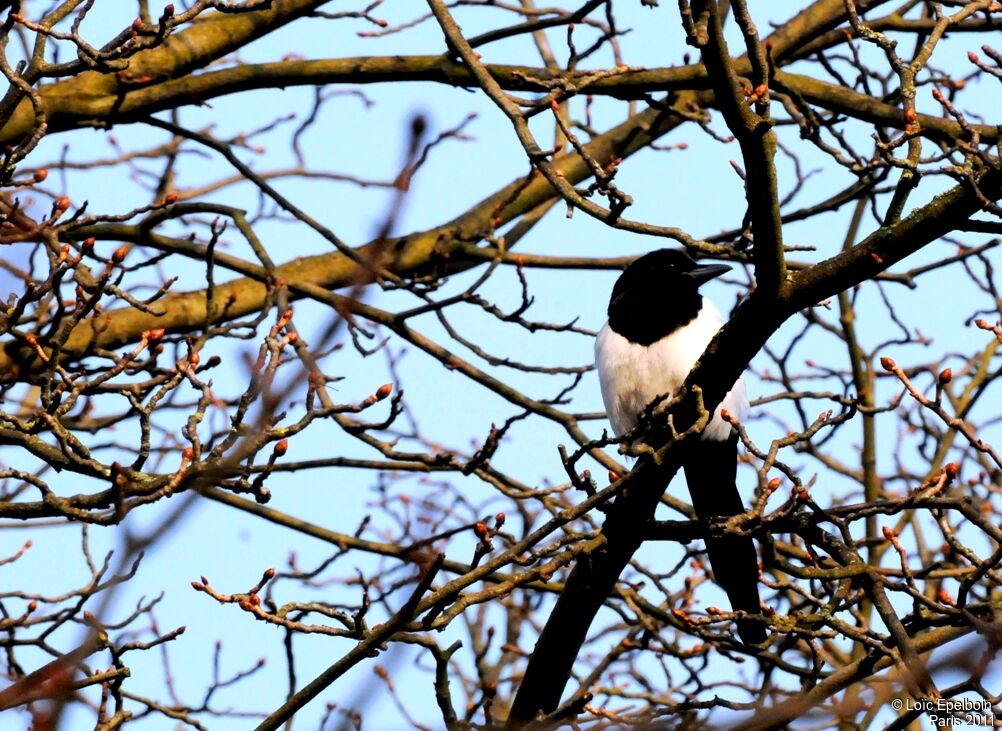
2, 2, 1000, 729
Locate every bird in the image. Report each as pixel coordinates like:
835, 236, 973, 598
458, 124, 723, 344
594, 248, 765, 644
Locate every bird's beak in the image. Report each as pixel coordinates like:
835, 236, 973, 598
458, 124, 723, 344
684, 263, 731, 286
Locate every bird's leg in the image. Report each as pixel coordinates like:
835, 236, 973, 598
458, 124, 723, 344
677, 385, 711, 440
620, 440, 655, 459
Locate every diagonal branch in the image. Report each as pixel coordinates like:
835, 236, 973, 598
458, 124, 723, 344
254, 553, 446, 731
1, 103, 694, 376
505, 160, 1002, 729
790, 166, 1002, 307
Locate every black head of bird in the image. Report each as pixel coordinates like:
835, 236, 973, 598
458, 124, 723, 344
607, 249, 731, 347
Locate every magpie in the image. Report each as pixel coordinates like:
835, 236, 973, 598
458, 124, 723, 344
595, 248, 765, 644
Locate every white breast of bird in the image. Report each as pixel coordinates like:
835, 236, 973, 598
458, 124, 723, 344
595, 299, 749, 443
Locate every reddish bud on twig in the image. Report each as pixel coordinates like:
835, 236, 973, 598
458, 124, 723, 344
273, 439, 288, 457
112, 246, 128, 264
164, 4, 175, 14
375, 383, 393, 400
938, 368, 952, 385
132, 18, 143, 31
882, 526, 897, 540
24, 334, 49, 363
54, 196, 70, 213
767, 477, 781, 492
144, 328, 165, 343
164, 192, 179, 204
879, 356, 896, 371
34, 169, 47, 182
473, 521, 489, 539
904, 107, 916, 123
494, 512, 506, 527
944, 462, 960, 479
181, 447, 194, 462
748, 83, 769, 103
608, 470, 620, 483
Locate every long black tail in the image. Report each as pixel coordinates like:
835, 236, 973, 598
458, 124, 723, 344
683, 432, 765, 644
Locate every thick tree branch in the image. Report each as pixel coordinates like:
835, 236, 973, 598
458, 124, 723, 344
1, 0, 333, 142
10, 1, 994, 149
689, 0, 786, 295
790, 166, 1002, 308
5, 56, 989, 144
